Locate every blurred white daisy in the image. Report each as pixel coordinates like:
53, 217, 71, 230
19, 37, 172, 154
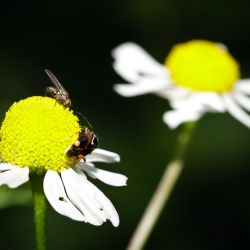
112, 40, 250, 128
0, 96, 127, 227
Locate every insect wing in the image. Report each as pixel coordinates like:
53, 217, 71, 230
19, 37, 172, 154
45, 69, 69, 98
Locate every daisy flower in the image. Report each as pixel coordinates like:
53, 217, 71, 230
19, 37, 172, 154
0, 96, 127, 226
112, 40, 250, 128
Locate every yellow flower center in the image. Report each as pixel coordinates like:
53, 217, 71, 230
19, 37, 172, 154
165, 40, 240, 92
0, 96, 81, 172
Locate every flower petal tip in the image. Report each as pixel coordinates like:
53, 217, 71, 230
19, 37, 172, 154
112, 42, 141, 58
113, 84, 135, 97
87, 149, 120, 163
0, 164, 29, 188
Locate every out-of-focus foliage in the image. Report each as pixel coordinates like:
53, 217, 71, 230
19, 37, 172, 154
0, 185, 31, 209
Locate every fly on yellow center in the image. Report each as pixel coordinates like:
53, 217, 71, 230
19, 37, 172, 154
165, 40, 240, 92
0, 96, 81, 172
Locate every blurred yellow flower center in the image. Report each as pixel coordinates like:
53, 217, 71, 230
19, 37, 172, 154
165, 40, 240, 92
0, 96, 81, 172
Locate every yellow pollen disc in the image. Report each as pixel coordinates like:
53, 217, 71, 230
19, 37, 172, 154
165, 40, 240, 92
0, 96, 81, 172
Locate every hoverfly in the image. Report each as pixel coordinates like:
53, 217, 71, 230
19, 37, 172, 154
66, 127, 99, 161
45, 69, 72, 108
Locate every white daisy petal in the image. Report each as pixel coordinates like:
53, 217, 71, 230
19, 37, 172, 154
163, 109, 202, 128
169, 93, 201, 111
235, 79, 250, 94
156, 86, 189, 100
114, 79, 169, 97
169, 92, 225, 113
198, 93, 225, 112
0, 163, 29, 188
86, 148, 120, 163
234, 92, 250, 112
0, 163, 17, 171
112, 42, 168, 83
43, 170, 86, 222
87, 180, 120, 227
61, 168, 108, 226
223, 93, 250, 128
79, 163, 128, 187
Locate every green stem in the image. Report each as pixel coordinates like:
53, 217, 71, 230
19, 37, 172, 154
126, 122, 197, 250
30, 173, 47, 250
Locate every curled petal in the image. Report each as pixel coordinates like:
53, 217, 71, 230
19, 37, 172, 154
43, 170, 86, 222
79, 163, 127, 187
86, 148, 120, 163
0, 163, 29, 188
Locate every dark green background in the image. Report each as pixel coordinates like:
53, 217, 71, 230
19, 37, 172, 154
1, 0, 250, 249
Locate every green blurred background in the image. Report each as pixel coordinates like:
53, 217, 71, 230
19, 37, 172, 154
1, 0, 250, 249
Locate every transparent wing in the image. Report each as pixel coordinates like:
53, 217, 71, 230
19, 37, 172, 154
45, 69, 69, 97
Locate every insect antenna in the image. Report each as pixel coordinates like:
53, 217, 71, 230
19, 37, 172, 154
75, 111, 95, 131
